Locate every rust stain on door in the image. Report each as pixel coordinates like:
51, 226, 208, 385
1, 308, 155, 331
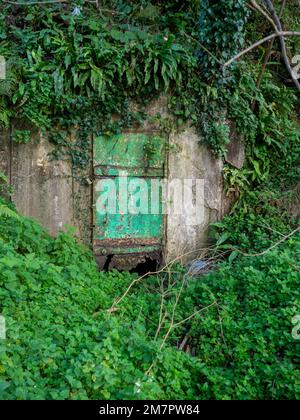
93, 132, 166, 270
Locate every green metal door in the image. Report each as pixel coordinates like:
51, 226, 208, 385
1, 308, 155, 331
93, 132, 166, 270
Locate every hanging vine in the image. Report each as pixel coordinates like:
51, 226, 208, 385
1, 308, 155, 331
0, 0, 299, 194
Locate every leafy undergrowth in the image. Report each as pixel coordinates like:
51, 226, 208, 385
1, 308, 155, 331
0, 202, 299, 400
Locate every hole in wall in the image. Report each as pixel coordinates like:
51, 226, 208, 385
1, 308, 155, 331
97, 253, 162, 274
130, 257, 159, 276
103, 254, 114, 271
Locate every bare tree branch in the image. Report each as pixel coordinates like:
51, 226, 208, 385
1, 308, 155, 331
255, 0, 286, 90
107, 245, 216, 314
224, 31, 300, 68
249, 0, 277, 31
263, 0, 300, 93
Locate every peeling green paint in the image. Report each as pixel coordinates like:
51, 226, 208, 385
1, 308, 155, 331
93, 133, 166, 262
94, 133, 165, 177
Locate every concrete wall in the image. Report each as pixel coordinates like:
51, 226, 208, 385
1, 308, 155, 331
0, 99, 236, 266
0, 126, 92, 245
165, 127, 226, 264
0, 128, 10, 198
142, 97, 229, 264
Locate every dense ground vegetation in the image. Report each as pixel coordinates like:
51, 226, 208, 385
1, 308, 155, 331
0, 199, 299, 400
0, 0, 300, 400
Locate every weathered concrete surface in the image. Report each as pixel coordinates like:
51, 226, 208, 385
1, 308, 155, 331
225, 122, 245, 169
140, 98, 231, 264
72, 175, 92, 245
165, 125, 226, 264
0, 128, 10, 184
2, 127, 92, 243
11, 131, 74, 236
0, 97, 234, 267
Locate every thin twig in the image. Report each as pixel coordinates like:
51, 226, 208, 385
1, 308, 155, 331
108, 246, 214, 313
182, 31, 224, 66
217, 304, 228, 350
145, 300, 217, 376
171, 301, 217, 329
159, 273, 189, 350
237, 226, 300, 257
258, 222, 285, 237
179, 334, 189, 351
154, 276, 166, 341
154, 312, 167, 341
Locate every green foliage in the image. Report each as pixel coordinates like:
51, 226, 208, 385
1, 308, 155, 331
228, 65, 300, 184
0, 172, 12, 198
0, 2, 299, 400
0, 208, 199, 399
195, 1, 300, 194
0, 205, 299, 400
0, 1, 299, 197
182, 249, 300, 400
12, 130, 32, 144
198, 0, 249, 81
0, 1, 197, 172
194, 62, 300, 201
211, 184, 300, 257
0, 205, 19, 220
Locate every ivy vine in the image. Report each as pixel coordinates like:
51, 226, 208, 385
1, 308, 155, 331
0, 0, 299, 194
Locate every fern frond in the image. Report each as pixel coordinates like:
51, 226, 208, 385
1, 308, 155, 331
0, 205, 19, 219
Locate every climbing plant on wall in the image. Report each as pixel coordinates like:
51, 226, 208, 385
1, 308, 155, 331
0, 1, 197, 174
0, 0, 299, 194
194, 0, 300, 194
198, 0, 249, 82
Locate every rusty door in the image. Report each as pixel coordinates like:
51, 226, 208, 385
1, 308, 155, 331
93, 132, 166, 270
